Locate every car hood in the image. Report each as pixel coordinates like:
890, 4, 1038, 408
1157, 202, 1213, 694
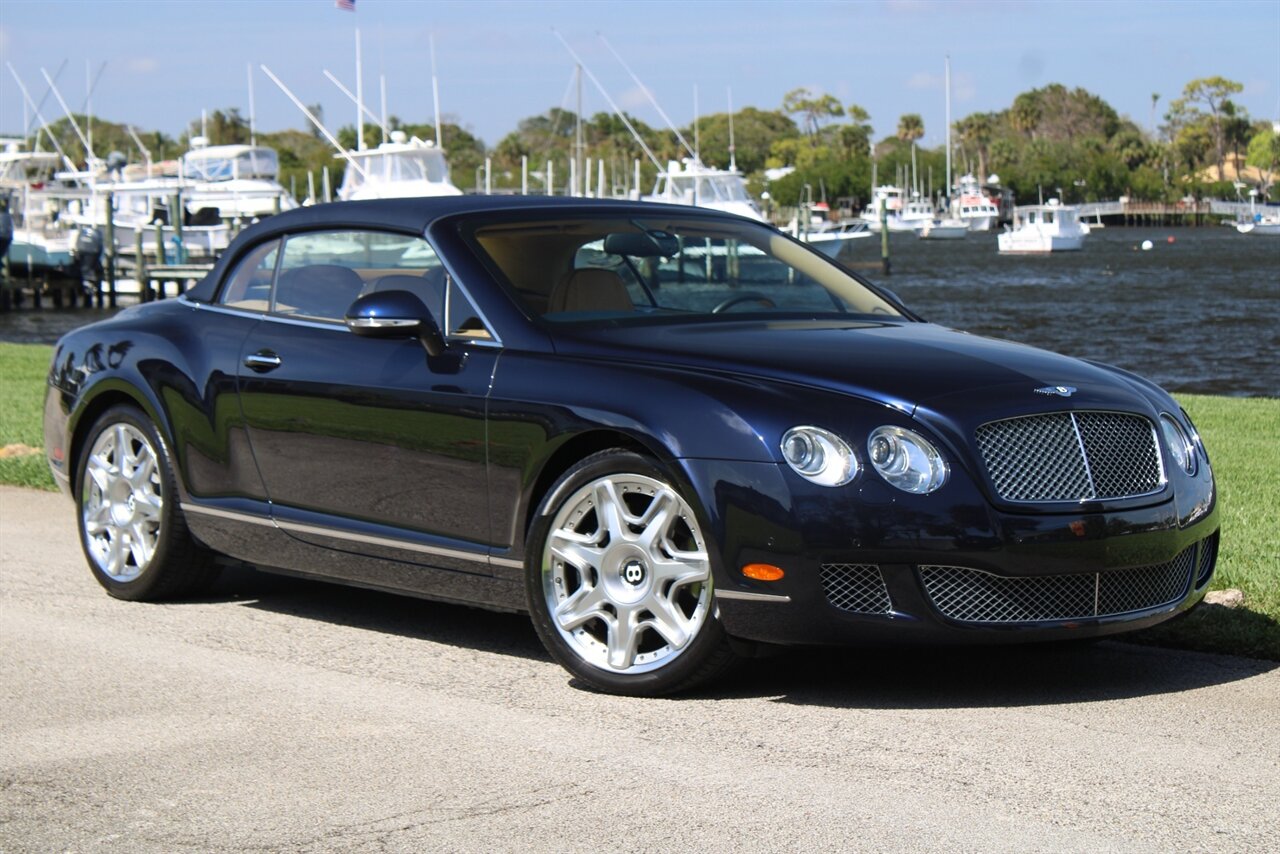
553, 319, 1145, 414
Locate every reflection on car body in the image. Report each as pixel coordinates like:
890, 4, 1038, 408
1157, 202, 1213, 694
44, 197, 1219, 695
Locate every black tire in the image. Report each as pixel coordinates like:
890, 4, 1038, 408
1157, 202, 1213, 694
74, 404, 219, 601
525, 450, 738, 696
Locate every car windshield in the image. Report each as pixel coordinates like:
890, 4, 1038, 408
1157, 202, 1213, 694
464, 214, 902, 324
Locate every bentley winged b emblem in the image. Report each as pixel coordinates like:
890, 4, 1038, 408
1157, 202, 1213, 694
1035, 385, 1077, 397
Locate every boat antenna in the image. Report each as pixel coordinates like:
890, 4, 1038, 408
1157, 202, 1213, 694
597, 33, 696, 160
323, 69, 389, 139
6, 63, 76, 171
40, 66, 96, 163
259, 64, 368, 180
247, 62, 257, 146
727, 87, 736, 172
430, 33, 443, 148
552, 30, 663, 171
355, 28, 365, 151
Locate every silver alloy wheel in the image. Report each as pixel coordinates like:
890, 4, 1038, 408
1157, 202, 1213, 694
81, 423, 164, 582
541, 473, 712, 674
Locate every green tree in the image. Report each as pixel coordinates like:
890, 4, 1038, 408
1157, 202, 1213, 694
1172, 76, 1244, 180
781, 88, 844, 140
1246, 126, 1279, 197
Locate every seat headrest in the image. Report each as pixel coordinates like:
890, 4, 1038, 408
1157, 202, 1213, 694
548, 267, 634, 314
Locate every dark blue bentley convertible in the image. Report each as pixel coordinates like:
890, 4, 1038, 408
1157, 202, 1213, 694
44, 197, 1219, 695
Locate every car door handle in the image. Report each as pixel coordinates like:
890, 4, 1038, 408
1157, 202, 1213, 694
244, 351, 282, 373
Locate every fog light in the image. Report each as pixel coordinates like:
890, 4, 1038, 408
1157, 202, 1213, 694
742, 563, 785, 582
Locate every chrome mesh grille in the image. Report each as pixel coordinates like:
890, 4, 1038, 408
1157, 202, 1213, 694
821, 564, 892, 614
918, 544, 1196, 624
1196, 534, 1218, 589
975, 412, 1163, 502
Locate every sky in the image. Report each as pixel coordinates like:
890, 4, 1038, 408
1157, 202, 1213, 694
1, 0, 1278, 155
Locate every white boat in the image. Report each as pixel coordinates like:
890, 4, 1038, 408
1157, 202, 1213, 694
914, 218, 968, 240
950, 174, 1000, 232
337, 132, 462, 201
178, 143, 299, 218
1236, 214, 1280, 235
1, 141, 78, 272
859, 186, 922, 233
644, 158, 765, 222
997, 200, 1087, 253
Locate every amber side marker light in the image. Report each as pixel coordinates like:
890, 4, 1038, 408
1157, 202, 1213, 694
741, 563, 786, 582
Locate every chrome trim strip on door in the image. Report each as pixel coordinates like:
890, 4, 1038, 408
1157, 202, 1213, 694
274, 519, 492, 566
715, 589, 792, 603
490, 557, 524, 570
182, 502, 499, 568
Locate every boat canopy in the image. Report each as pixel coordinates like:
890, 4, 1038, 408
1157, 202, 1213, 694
181, 146, 280, 181
344, 145, 451, 189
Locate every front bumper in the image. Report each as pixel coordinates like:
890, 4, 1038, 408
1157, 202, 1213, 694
684, 459, 1220, 646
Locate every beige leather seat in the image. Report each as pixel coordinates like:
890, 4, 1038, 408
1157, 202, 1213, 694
547, 268, 634, 314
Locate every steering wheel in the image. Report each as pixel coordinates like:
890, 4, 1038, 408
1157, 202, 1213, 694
712, 292, 777, 313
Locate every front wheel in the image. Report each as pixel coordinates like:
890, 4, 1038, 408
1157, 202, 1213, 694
75, 404, 218, 601
526, 450, 737, 696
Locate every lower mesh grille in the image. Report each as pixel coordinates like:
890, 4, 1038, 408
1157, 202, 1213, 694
919, 544, 1197, 624
1196, 534, 1218, 589
821, 564, 892, 614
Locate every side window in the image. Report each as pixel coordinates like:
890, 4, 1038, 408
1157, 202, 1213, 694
218, 239, 279, 309
273, 230, 439, 323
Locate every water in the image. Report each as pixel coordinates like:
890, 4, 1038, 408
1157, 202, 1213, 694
2, 226, 1276, 396
854, 225, 1278, 398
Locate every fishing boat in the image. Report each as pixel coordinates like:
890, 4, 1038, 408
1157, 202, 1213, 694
950, 173, 1000, 231
644, 158, 764, 221
336, 131, 462, 201
1235, 214, 1280, 235
914, 217, 968, 240
178, 142, 299, 218
997, 199, 1087, 253
0, 141, 78, 274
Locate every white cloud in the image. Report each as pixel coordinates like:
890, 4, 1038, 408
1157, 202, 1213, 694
618, 85, 649, 112
126, 57, 159, 74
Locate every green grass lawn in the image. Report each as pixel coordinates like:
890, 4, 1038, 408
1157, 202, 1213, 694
2, 341, 1276, 658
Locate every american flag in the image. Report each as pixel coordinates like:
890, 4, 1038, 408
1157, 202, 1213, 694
335, 0, 355, 10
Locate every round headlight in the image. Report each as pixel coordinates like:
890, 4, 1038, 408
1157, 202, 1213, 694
1160, 414, 1196, 476
780, 426, 857, 487
867, 426, 948, 494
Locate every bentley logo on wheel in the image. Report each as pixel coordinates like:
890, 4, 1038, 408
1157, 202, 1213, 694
622, 562, 646, 585
1035, 385, 1077, 397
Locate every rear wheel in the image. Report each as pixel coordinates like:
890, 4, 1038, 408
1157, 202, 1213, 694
75, 404, 218, 600
526, 450, 737, 695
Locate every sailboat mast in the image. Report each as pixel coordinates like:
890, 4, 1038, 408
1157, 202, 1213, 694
945, 55, 952, 205
728, 87, 736, 172
575, 63, 584, 197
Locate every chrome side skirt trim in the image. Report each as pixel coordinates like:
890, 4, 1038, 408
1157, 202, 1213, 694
716, 589, 791, 604
274, 519, 490, 566
181, 502, 496, 567
181, 503, 277, 527
490, 556, 524, 570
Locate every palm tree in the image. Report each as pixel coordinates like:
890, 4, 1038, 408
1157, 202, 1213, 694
896, 113, 924, 144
